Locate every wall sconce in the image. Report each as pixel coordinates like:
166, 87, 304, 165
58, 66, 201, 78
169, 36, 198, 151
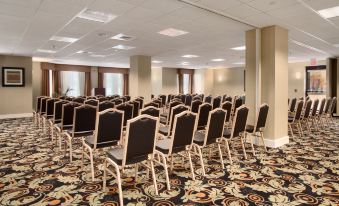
295, 72, 301, 79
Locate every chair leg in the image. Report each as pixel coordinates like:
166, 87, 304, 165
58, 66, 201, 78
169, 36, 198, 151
197, 146, 206, 176
249, 133, 256, 156
150, 160, 159, 195
298, 122, 303, 137
69, 139, 73, 162
115, 165, 124, 206
289, 123, 294, 138
225, 140, 233, 164
160, 154, 170, 190
217, 143, 224, 169
134, 163, 139, 182
103, 160, 107, 190
187, 150, 195, 180
170, 155, 174, 172
90, 149, 95, 181
260, 132, 267, 152
240, 137, 247, 160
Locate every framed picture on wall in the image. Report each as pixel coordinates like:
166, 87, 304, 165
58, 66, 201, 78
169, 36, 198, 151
2, 67, 25, 87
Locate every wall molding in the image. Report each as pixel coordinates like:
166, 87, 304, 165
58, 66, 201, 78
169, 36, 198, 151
246, 135, 289, 148
0, 113, 33, 119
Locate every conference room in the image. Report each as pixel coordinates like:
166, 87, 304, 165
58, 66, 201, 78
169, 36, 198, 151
0, 0, 338, 205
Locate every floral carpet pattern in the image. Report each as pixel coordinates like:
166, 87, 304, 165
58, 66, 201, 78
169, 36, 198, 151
0, 117, 338, 206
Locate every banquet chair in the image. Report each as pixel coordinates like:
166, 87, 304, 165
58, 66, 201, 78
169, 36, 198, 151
222, 101, 233, 128
191, 100, 202, 113
50, 100, 68, 142
130, 101, 140, 118
160, 100, 182, 125
144, 101, 160, 108
197, 103, 213, 130
73, 97, 85, 104
116, 103, 134, 128
315, 98, 326, 130
308, 99, 319, 132
33, 96, 44, 125
204, 95, 212, 104
84, 99, 99, 107
159, 105, 189, 137
38, 97, 49, 127
185, 95, 193, 107
135, 98, 144, 109
212, 96, 222, 109
42, 98, 58, 133
99, 101, 115, 112
140, 106, 160, 118
112, 98, 123, 106
288, 100, 304, 138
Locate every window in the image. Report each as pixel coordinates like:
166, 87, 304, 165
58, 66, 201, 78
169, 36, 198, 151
60, 71, 85, 96
48, 70, 53, 97
103, 73, 124, 96
183, 73, 190, 94
305, 65, 326, 101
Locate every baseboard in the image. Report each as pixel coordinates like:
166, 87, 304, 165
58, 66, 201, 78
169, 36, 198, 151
0, 113, 33, 119
246, 135, 289, 148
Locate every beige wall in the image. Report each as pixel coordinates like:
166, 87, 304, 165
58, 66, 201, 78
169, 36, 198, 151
288, 60, 326, 99
213, 68, 245, 97
151, 68, 162, 96
162, 67, 178, 94
0, 55, 33, 115
32, 61, 42, 109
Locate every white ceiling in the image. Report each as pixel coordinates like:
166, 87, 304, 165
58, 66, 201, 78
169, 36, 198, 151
0, 0, 338, 69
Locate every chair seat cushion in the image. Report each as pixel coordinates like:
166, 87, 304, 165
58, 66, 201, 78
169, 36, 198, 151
107, 148, 124, 165
159, 126, 169, 136
66, 130, 93, 138
193, 131, 205, 146
84, 136, 118, 149
245, 125, 254, 133
156, 138, 171, 154
223, 129, 231, 138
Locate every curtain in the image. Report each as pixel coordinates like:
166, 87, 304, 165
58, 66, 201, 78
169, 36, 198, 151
178, 73, 183, 94
41, 69, 50, 96
98, 72, 103, 89
60, 71, 85, 96
85, 72, 91, 96
124, 74, 129, 95
52, 70, 60, 97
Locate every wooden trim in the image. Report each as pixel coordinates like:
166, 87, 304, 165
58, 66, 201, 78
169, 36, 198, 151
41, 62, 91, 72
98, 67, 129, 74
177, 68, 194, 75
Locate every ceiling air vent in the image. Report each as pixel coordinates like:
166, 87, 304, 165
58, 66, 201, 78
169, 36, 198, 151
111, 33, 136, 41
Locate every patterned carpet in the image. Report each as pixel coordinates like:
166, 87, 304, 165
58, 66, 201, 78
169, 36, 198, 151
0, 117, 338, 206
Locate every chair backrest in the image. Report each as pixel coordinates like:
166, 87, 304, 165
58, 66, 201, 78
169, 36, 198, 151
167, 101, 183, 124
61, 102, 81, 129
140, 106, 160, 118
116, 103, 134, 126
65, 96, 74, 101
221, 101, 232, 123
86, 96, 96, 100
40, 98, 49, 114
144, 101, 160, 108
191, 100, 202, 113
36, 96, 43, 112
135, 98, 144, 109
254, 104, 269, 132
330, 97, 337, 114
153, 98, 162, 107
204, 108, 226, 145
192, 96, 201, 101
169, 105, 190, 132
234, 97, 243, 110
53, 100, 68, 122
311, 99, 319, 117
222, 94, 227, 102
324, 98, 332, 114
73, 97, 85, 104
212, 96, 222, 109
131, 101, 140, 117
230, 105, 249, 138
197, 103, 213, 129
167, 94, 173, 104
303, 100, 312, 119
84, 99, 99, 107
124, 95, 131, 101
73, 104, 97, 134
293, 100, 304, 121
98, 97, 108, 102
318, 98, 326, 115
289, 98, 297, 112
46, 98, 58, 116
204, 95, 212, 103
171, 111, 197, 154
159, 95, 166, 106
112, 98, 123, 106
94, 109, 124, 148
99, 101, 115, 112
185, 95, 193, 106
123, 115, 158, 166
180, 95, 186, 103
225, 96, 232, 103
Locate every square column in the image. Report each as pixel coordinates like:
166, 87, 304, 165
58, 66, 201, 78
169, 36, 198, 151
129, 55, 152, 102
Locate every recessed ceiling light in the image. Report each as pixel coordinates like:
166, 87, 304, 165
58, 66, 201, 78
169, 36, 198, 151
211, 58, 225, 62
77, 9, 117, 23
318, 6, 339, 19
50, 36, 78, 43
233, 62, 245, 65
158, 28, 189, 37
111, 33, 135, 41
112, 45, 135, 50
231, 46, 246, 51
181, 62, 190, 65
182, 54, 199, 58
90, 54, 106, 57
76, 50, 93, 54
152, 60, 163, 63
37, 49, 57, 53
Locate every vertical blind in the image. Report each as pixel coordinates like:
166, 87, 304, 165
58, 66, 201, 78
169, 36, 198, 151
103, 73, 124, 96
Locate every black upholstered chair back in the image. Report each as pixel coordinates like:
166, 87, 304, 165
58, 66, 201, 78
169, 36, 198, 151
221, 101, 232, 122
330, 97, 337, 114
73, 97, 85, 104
95, 109, 123, 145
294, 101, 304, 120
144, 101, 160, 108
54, 100, 68, 121
254, 104, 269, 132
40, 98, 49, 114
169, 105, 189, 132
124, 115, 158, 165
197, 103, 213, 129
99, 101, 115, 112
172, 111, 197, 153
231, 106, 249, 138
193, 96, 202, 101
62, 102, 81, 128
222, 94, 227, 102
140, 106, 160, 118
289, 98, 297, 112
167, 101, 183, 123
225, 96, 232, 103
46, 98, 57, 116
191, 100, 202, 113
159, 95, 166, 106
36, 96, 43, 112
117, 103, 134, 126
85, 99, 99, 107
303, 100, 312, 119
112, 98, 123, 106
65, 97, 74, 101
124, 95, 131, 101
234, 97, 243, 110
318, 98, 326, 115
212, 96, 222, 109
311, 99, 319, 117
73, 105, 97, 133
167, 94, 173, 104
153, 99, 162, 107
98, 97, 108, 102
131, 101, 140, 117
86, 96, 96, 100
324, 98, 332, 114
204, 95, 212, 104
180, 95, 186, 103
206, 109, 226, 144
135, 98, 144, 109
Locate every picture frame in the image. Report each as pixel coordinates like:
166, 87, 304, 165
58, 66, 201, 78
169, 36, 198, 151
2, 67, 25, 87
